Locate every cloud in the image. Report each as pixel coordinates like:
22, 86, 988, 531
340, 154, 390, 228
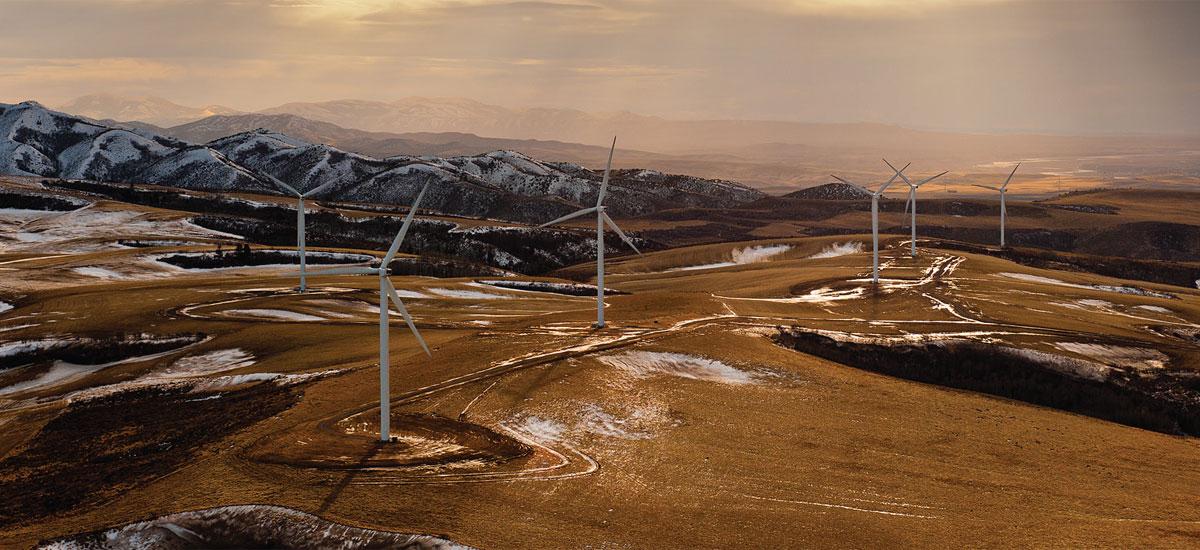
0, 0, 1196, 133
0, 57, 183, 83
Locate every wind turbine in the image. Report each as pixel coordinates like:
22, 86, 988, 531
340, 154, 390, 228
303, 182, 432, 441
973, 163, 1020, 247
831, 162, 908, 284
885, 159, 947, 257
260, 173, 333, 293
539, 137, 641, 328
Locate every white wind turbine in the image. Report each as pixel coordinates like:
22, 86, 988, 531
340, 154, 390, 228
885, 158, 947, 258
303, 182, 432, 441
973, 163, 1020, 247
261, 173, 333, 293
539, 137, 641, 328
831, 162, 908, 284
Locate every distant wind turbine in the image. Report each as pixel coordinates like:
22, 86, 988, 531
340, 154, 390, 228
973, 163, 1020, 247
539, 137, 641, 328
831, 162, 908, 284
303, 181, 432, 441
885, 159, 947, 257
261, 173, 333, 293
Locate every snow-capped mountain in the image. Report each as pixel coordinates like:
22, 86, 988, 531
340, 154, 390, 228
0, 101, 270, 193
0, 101, 764, 222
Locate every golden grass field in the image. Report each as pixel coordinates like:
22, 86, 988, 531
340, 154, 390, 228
1, 178, 1199, 548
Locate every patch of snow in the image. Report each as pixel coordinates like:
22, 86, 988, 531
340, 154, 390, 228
475, 280, 598, 297
670, 261, 736, 272
1053, 342, 1169, 371
731, 244, 791, 264
153, 349, 255, 379
1001, 347, 1110, 381
0, 206, 243, 254
0, 336, 202, 397
223, 309, 325, 322
578, 403, 651, 440
427, 287, 511, 300
0, 337, 71, 360
1134, 305, 1172, 314
998, 272, 1175, 299
0, 301, 12, 315
71, 266, 128, 280
598, 350, 755, 385
512, 415, 566, 443
670, 244, 791, 272
716, 285, 866, 304
809, 241, 863, 259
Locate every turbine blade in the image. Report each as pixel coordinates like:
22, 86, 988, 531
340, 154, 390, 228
302, 180, 335, 198
596, 136, 616, 207
972, 184, 1001, 191
384, 278, 431, 357
382, 180, 432, 264
254, 169, 300, 197
538, 206, 598, 228
602, 212, 641, 255
301, 266, 378, 277
917, 171, 948, 186
831, 174, 871, 195
1002, 163, 1020, 190
884, 158, 914, 187
876, 162, 909, 196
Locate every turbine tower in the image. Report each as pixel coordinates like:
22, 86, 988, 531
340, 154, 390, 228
831, 162, 908, 284
973, 163, 1020, 247
261, 173, 332, 293
539, 137, 641, 328
885, 159, 947, 257
303, 182, 432, 441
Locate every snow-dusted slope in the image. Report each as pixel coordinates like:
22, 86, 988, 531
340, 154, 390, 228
0, 101, 765, 222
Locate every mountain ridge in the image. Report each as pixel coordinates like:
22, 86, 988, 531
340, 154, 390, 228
0, 101, 764, 224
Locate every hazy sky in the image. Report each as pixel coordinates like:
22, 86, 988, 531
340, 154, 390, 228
2, 0, 1198, 134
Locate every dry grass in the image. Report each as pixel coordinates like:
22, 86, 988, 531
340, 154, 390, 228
2, 181, 1200, 548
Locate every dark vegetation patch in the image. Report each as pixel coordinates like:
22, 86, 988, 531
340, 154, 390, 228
930, 239, 1200, 289
39, 505, 472, 549
774, 328, 1200, 436
0, 191, 89, 211
477, 279, 627, 296
192, 213, 634, 276
116, 239, 198, 248
0, 333, 204, 372
44, 179, 646, 275
0, 382, 301, 527
1073, 222, 1200, 262
635, 222, 758, 246
784, 182, 872, 201
900, 226, 1078, 250
1046, 203, 1120, 215
386, 257, 508, 278
156, 245, 371, 270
